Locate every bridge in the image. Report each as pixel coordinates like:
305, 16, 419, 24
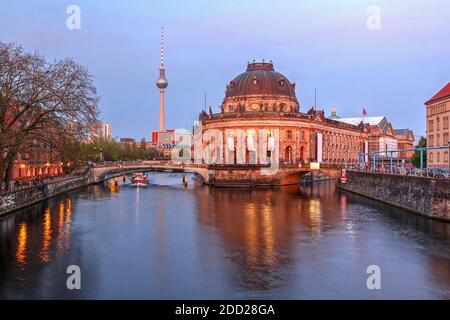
90, 162, 342, 187
90, 163, 210, 184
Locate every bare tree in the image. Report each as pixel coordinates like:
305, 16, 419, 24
0, 42, 100, 184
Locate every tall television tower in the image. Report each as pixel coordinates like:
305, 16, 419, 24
156, 27, 168, 131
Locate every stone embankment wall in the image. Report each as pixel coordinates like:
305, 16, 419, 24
339, 171, 449, 221
0, 175, 88, 216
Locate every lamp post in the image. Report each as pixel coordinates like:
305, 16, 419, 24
448, 140, 450, 172
420, 148, 424, 171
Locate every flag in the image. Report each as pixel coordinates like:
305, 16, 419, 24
363, 108, 367, 116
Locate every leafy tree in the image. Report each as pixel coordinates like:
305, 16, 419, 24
411, 137, 426, 168
0, 42, 99, 183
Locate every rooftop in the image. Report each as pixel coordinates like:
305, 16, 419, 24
426, 82, 450, 105
394, 129, 414, 140
335, 116, 385, 126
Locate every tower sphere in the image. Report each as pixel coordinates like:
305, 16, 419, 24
156, 77, 168, 89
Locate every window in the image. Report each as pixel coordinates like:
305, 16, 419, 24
437, 134, 440, 146
429, 119, 434, 132
437, 152, 440, 162
300, 131, 305, 140
437, 117, 440, 130
444, 117, 449, 130
286, 130, 292, 139
444, 133, 449, 145
429, 135, 433, 147
430, 152, 433, 162
445, 151, 449, 163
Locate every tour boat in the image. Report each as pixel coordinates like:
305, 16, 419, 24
130, 172, 149, 187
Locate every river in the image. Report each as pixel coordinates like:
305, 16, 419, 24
0, 172, 449, 299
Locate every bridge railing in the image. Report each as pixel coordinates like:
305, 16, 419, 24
346, 165, 450, 179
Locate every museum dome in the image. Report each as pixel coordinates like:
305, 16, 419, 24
224, 61, 297, 99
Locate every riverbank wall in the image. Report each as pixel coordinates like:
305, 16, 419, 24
0, 175, 89, 216
339, 171, 449, 222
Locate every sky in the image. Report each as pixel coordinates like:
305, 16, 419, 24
1, 0, 449, 139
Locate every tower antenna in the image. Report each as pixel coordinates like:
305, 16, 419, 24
161, 26, 164, 67
314, 88, 317, 110
156, 27, 168, 132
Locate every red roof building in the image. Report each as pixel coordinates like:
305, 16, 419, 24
425, 82, 450, 168
426, 82, 450, 105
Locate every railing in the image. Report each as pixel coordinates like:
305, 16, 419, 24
0, 171, 89, 195
347, 165, 450, 179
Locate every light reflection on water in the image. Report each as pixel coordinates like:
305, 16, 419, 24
0, 172, 449, 299
15, 223, 27, 267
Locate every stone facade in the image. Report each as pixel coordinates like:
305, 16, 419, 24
339, 171, 449, 221
394, 129, 415, 160
198, 61, 369, 186
0, 175, 88, 216
425, 82, 450, 168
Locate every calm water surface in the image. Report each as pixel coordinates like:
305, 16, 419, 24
0, 172, 449, 299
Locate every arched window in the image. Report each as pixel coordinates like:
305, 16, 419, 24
285, 146, 293, 164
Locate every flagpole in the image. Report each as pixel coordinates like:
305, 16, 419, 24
314, 88, 317, 111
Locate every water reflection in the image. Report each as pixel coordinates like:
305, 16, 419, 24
15, 223, 27, 266
56, 199, 72, 256
0, 173, 449, 299
194, 185, 334, 292
40, 208, 52, 263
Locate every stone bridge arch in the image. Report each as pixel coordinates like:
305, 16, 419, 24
90, 165, 209, 184
89, 164, 340, 187
276, 166, 341, 185
205, 164, 341, 187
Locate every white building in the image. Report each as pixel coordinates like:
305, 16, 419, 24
335, 116, 398, 157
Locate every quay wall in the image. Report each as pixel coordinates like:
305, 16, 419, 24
0, 175, 89, 216
0, 164, 207, 216
339, 171, 449, 222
